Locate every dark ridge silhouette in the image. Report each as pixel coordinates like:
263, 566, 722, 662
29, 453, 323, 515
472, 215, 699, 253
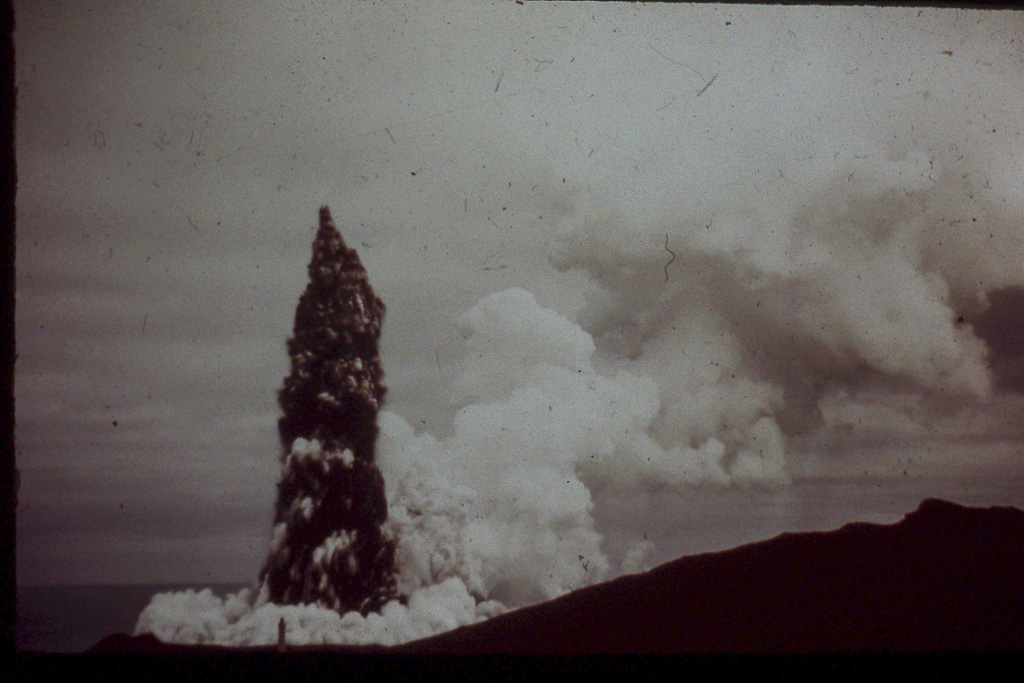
397, 498, 1023, 654
258, 206, 397, 616
92, 498, 1023, 654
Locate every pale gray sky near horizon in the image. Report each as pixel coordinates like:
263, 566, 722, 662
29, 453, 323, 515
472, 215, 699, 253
14, 1, 1024, 585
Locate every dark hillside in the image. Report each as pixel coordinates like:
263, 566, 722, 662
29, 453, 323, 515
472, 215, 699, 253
397, 498, 1023, 654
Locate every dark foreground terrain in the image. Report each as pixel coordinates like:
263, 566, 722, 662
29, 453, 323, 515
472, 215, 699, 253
81, 498, 1023, 656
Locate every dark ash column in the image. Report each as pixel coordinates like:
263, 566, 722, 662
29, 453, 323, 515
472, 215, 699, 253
260, 206, 397, 616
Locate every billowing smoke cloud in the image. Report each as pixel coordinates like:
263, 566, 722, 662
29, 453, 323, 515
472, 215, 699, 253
549, 143, 1023, 480
382, 288, 652, 603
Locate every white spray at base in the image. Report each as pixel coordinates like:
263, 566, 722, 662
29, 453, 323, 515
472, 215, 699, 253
134, 149, 1021, 646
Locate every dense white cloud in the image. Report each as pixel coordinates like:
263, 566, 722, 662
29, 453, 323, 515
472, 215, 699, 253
135, 577, 504, 647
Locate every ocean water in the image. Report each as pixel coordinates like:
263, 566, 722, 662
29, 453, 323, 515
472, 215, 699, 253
16, 583, 251, 652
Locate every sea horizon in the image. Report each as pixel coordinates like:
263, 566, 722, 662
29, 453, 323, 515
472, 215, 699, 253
16, 582, 254, 653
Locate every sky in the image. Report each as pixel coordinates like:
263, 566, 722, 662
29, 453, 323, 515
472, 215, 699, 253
14, 1, 1024, 592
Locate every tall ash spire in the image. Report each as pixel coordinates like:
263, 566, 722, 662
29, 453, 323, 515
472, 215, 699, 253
259, 206, 397, 615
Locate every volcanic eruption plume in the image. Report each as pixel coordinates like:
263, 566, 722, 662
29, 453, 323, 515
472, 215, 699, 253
258, 206, 397, 615
131, 152, 1022, 648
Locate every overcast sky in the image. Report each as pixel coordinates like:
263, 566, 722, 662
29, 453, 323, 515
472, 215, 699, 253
15, 1, 1024, 586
